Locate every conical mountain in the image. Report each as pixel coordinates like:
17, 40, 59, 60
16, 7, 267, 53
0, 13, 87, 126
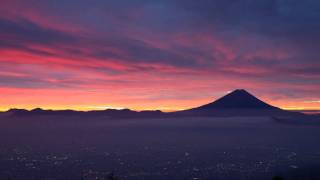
195, 89, 278, 110
178, 89, 298, 117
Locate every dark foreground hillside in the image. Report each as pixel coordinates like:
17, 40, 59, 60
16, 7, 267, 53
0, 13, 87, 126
0, 115, 319, 180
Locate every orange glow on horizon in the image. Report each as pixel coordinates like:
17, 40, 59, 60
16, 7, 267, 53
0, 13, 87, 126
1, 94, 319, 112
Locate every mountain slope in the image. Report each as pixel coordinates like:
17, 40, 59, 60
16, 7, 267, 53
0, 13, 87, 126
179, 89, 300, 117
195, 89, 278, 110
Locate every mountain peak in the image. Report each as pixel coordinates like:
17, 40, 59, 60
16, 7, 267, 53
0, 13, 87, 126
229, 89, 255, 97
230, 89, 251, 95
233, 89, 248, 92
194, 89, 278, 110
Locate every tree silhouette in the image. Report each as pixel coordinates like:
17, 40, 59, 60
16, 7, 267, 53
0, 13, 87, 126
272, 175, 284, 180
105, 172, 118, 180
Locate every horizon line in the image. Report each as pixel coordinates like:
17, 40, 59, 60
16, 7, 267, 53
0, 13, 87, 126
1, 89, 319, 112
1, 106, 320, 113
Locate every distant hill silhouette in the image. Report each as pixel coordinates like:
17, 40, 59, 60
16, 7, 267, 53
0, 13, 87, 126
5, 108, 165, 118
2, 89, 306, 118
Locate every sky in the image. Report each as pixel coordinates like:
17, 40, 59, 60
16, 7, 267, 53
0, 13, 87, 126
0, 0, 319, 111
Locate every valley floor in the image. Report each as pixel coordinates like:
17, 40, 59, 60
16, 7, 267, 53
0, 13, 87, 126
0, 116, 319, 180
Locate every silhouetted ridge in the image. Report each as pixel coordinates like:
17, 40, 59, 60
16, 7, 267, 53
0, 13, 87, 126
4, 108, 166, 118
195, 89, 277, 110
